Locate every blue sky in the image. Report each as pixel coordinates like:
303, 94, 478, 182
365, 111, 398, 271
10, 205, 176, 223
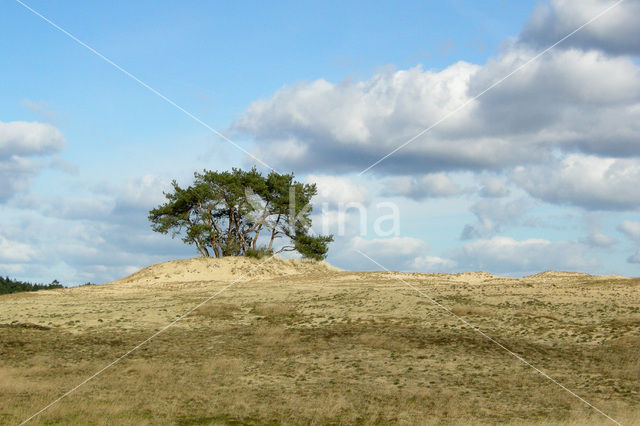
2, 0, 640, 284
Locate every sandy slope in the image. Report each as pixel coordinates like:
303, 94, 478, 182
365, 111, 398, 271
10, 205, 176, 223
112, 256, 342, 286
1, 257, 639, 425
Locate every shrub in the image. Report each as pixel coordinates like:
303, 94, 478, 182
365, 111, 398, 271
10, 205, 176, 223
245, 247, 274, 259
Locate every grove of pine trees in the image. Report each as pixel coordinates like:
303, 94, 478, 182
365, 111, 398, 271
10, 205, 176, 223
148, 168, 333, 260
0, 277, 63, 295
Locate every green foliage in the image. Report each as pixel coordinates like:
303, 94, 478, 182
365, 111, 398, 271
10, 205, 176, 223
0, 276, 63, 295
149, 168, 333, 260
294, 233, 334, 261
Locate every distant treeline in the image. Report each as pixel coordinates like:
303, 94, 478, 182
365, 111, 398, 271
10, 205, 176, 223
0, 276, 63, 295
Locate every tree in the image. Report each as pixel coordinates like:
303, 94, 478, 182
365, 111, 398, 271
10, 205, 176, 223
148, 168, 333, 260
293, 232, 334, 261
0, 276, 63, 295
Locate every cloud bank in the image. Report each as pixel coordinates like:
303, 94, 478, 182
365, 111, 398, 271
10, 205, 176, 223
235, 0, 640, 215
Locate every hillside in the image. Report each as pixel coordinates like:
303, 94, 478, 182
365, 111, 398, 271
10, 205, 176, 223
113, 256, 341, 286
1, 258, 639, 425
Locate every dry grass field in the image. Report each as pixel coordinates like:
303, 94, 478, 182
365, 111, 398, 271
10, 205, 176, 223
1, 257, 639, 425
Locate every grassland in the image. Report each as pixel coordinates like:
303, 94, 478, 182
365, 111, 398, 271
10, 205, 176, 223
1, 257, 639, 425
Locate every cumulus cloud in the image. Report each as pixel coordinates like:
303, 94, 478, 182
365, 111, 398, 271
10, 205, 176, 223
307, 175, 370, 206
512, 155, 640, 210
42, 197, 115, 221
618, 220, 640, 240
0, 156, 40, 201
348, 236, 432, 270
342, 236, 457, 272
0, 121, 65, 202
460, 198, 528, 240
8, 1, 640, 282
519, 0, 640, 56
580, 213, 618, 248
233, 0, 640, 218
0, 171, 197, 284
305, 176, 373, 238
351, 236, 429, 258
0, 236, 36, 262
236, 43, 640, 178
451, 236, 597, 273
0, 203, 192, 284
410, 255, 457, 272
115, 174, 170, 212
0, 121, 64, 158
480, 176, 510, 198
471, 48, 640, 158
382, 173, 465, 200
586, 231, 617, 247
235, 62, 503, 174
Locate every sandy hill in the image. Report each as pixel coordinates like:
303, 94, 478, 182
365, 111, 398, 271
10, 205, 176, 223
1, 257, 639, 424
523, 270, 630, 281
109, 257, 631, 289
111, 256, 341, 287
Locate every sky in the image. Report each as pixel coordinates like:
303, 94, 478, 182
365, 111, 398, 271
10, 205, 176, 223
1, 0, 640, 284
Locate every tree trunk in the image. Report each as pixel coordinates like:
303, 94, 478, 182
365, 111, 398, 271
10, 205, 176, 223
252, 223, 263, 249
268, 214, 281, 251
212, 222, 223, 257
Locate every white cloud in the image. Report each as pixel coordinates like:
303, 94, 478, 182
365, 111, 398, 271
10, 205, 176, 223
115, 174, 170, 211
0, 121, 65, 202
235, 62, 500, 174
0, 121, 64, 158
310, 206, 372, 238
519, 0, 640, 56
618, 220, 640, 240
6, 0, 640, 283
340, 236, 457, 273
480, 176, 510, 198
307, 175, 370, 206
410, 255, 457, 272
0, 205, 192, 284
347, 236, 434, 270
0, 156, 40, 201
382, 173, 465, 200
0, 236, 36, 262
452, 236, 597, 273
0, 171, 197, 284
512, 155, 640, 210
0, 263, 28, 276
43, 197, 115, 220
586, 231, 617, 247
236, 44, 640, 179
471, 48, 640, 158
351, 236, 429, 258
304, 176, 372, 237
460, 198, 528, 240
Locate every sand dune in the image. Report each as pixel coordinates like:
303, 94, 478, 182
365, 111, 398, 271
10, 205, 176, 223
112, 256, 341, 286
1, 257, 638, 424
112, 256, 630, 288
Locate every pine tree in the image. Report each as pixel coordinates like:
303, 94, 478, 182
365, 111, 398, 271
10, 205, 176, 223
149, 168, 333, 260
